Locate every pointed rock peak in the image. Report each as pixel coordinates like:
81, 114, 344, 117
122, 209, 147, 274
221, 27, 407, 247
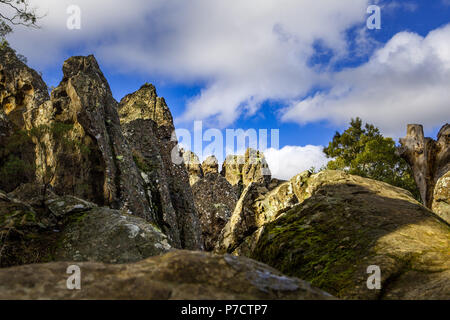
62, 55, 102, 78
181, 149, 203, 186
202, 155, 219, 175
118, 82, 173, 127
181, 149, 201, 165
437, 123, 449, 141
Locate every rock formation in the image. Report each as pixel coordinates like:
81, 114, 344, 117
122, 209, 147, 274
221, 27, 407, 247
181, 148, 203, 186
221, 148, 271, 196
202, 155, 219, 175
0, 250, 333, 300
2, 45, 449, 301
0, 45, 48, 191
191, 172, 238, 250
0, 48, 202, 251
398, 124, 450, 208
224, 170, 450, 300
215, 178, 299, 254
119, 84, 202, 250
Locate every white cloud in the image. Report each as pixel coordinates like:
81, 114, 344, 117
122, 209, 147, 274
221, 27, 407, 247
6, 0, 370, 127
264, 145, 329, 181
282, 24, 450, 137
6, 1, 447, 136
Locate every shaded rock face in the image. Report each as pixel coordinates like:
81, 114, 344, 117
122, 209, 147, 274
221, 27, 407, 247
0, 188, 171, 267
221, 148, 271, 196
0, 189, 57, 267
181, 149, 203, 186
0, 46, 48, 191
0, 250, 334, 300
54, 206, 171, 264
119, 84, 202, 250
398, 124, 450, 208
432, 170, 450, 223
231, 170, 450, 300
191, 173, 238, 251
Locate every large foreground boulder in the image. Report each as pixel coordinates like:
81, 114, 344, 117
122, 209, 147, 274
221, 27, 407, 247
0, 250, 334, 300
54, 206, 171, 264
241, 170, 450, 299
0, 189, 171, 267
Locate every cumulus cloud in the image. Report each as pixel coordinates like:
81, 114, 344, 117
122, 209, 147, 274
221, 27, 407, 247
282, 24, 450, 137
6, 1, 447, 135
264, 145, 329, 180
7, 0, 370, 127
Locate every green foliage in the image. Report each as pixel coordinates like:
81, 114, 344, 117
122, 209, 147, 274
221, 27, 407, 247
0, 0, 40, 38
324, 118, 420, 200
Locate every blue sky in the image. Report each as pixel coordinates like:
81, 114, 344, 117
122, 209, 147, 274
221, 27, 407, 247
5, 0, 450, 179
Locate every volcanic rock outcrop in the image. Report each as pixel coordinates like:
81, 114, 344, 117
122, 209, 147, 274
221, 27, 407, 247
221, 148, 271, 196
219, 170, 450, 300
118, 83, 202, 250
191, 171, 238, 250
0, 45, 48, 191
0, 47, 202, 250
202, 155, 219, 175
181, 149, 203, 186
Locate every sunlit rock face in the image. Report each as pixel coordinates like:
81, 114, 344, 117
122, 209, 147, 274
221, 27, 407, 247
181, 149, 203, 186
432, 170, 450, 224
221, 148, 272, 197
0, 46, 49, 191
219, 170, 450, 300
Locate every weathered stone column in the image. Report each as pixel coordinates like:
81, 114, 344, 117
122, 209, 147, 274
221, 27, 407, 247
398, 124, 449, 208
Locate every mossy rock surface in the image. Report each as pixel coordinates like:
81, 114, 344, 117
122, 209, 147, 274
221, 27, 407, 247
1, 189, 172, 267
0, 190, 58, 267
55, 206, 172, 264
432, 170, 450, 224
242, 171, 450, 299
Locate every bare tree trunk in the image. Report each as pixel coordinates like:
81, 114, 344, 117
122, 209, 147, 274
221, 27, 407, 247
398, 124, 450, 208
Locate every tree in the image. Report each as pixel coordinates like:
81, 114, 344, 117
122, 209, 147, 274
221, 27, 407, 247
323, 118, 420, 201
1, 0, 40, 40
